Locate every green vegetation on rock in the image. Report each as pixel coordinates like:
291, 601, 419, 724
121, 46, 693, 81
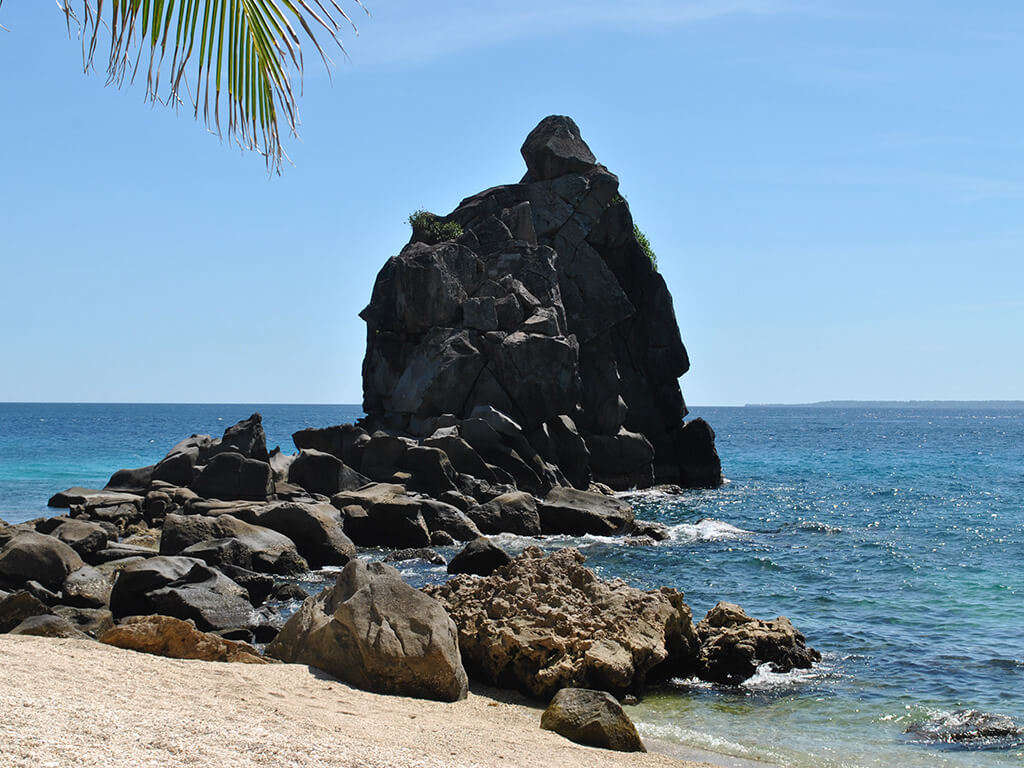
408, 210, 464, 245
633, 225, 658, 270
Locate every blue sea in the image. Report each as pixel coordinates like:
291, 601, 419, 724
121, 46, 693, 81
1, 402, 1022, 768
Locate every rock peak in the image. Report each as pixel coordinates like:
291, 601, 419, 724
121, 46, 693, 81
521, 115, 598, 182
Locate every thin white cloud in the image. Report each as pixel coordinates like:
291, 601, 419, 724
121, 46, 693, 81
338, 0, 802, 67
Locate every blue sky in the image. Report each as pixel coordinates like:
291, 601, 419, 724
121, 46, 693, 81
1, 0, 1022, 405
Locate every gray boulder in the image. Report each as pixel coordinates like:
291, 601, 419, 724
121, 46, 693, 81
540, 688, 646, 752
467, 490, 541, 536
538, 487, 634, 536
9, 614, 91, 639
109, 555, 255, 632
191, 452, 273, 501
181, 515, 307, 576
104, 465, 155, 493
288, 449, 369, 497
159, 513, 221, 555
447, 537, 511, 576
267, 559, 468, 702
52, 519, 109, 561
62, 565, 112, 608
0, 532, 85, 590
207, 413, 269, 461
0, 590, 52, 633
521, 115, 598, 182
256, 502, 355, 568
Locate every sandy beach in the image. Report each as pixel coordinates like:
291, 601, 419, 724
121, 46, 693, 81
0, 636, 712, 768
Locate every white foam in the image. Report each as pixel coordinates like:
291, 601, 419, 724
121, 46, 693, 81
671, 518, 751, 542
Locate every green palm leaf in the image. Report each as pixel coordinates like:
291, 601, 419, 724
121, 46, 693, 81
40, 0, 367, 171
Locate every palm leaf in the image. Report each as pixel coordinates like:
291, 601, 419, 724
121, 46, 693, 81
42, 0, 366, 171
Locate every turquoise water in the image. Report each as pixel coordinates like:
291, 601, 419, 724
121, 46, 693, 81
1, 403, 1022, 767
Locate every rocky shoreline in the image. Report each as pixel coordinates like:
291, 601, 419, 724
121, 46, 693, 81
1, 118, 820, 757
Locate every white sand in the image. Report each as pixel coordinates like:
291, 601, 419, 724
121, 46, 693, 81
0, 636, 712, 768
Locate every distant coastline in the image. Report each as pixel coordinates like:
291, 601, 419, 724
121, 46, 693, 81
744, 400, 1024, 408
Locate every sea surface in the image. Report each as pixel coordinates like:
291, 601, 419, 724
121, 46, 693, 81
1, 402, 1022, 768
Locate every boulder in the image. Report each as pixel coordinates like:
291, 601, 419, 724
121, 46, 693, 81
181, 515, 307, 576
421, 434, 495, 482
540, 688, 646, 752
676, 419, 724, 488
207, 413, 269, 461
52, 606, 114, 638
101, 615, 267, 663
152, 449, 199, 487
109, 555, 254, 632
426, 548, 697, 698
215, 564, 275, 605
0, 532, 85, 590
447, 537, 511, 576
418, 499, 481, 542
256, 502, 355, 568
399, 445, 459, 496
467, 490, 541, 536
62, 565, 112, 608
267, 559, 468, 702
695, 602, 821, 685
537, 487, 634, 536
190, 452, 273, 501
332, 485, 432, 548
0, 590, 52, 633
51, 519, 109, 560
104, 465, 156, 493
288, 449, 369, 497
159, 513, 221, 555
521, 115, 598, 182
293, 423, 369, 467
9, 614, 90, 639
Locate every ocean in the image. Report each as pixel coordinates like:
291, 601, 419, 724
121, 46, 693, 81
1, 402, 1021, 768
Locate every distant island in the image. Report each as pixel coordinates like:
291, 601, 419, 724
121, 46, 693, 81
746, 400, 1024, 409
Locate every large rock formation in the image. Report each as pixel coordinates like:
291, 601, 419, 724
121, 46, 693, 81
360, 116, 722, 490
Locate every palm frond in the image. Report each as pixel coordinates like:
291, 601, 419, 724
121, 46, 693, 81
55, 0, 366, 171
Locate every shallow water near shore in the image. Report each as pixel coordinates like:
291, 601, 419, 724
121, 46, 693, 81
1, 402, 1022, 767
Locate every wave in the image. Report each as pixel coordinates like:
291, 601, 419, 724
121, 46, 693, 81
671, 518, 752, 542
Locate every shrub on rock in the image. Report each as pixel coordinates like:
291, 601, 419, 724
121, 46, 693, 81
540, 688, 646, 752
267, 559, 468, 702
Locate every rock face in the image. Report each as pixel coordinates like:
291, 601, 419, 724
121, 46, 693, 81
425, 547, 698, 699
359, 116, 721, 490
695, 602, 822, 685
101, 615, 267, 663
540, 688, 646, 753
267, 559, 468, 702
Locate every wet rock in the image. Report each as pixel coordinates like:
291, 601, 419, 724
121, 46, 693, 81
383, 548, 446, 566
695, 602, 821, 685
467, 490, 541, 536
537, 487, 634, 536
447, 537, 511, 576
540, 688, 646, 752
0, 532, 85, 590
426, 548, 698, 699
101, 615, 267, 663
904, 709, 1022, 744
267, 559, 468, 702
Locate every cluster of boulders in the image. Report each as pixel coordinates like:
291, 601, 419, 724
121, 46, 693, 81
360, 115, 722, 492
0, 117, 825, 756
425, 547, 820, 699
